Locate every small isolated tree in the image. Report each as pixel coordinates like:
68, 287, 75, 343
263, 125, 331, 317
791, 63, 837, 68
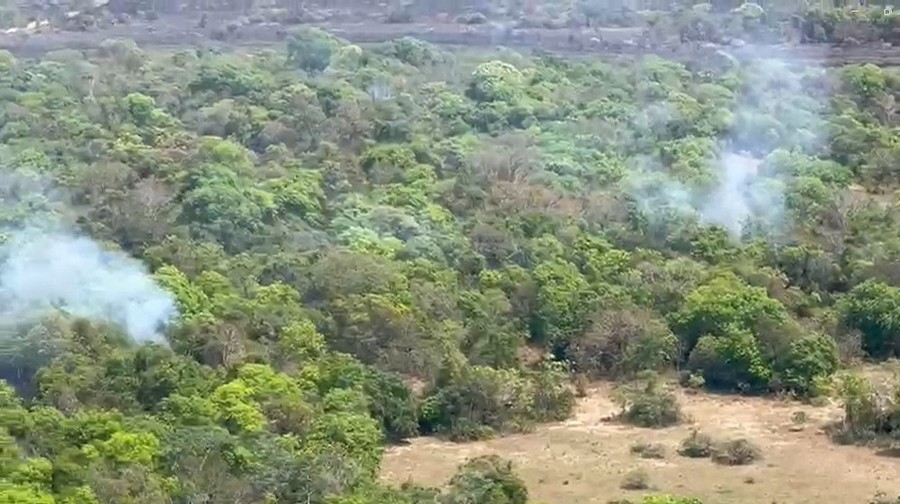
286, 28, 340, 74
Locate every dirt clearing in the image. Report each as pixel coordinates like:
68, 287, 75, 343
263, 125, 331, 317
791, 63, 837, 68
381, 385, 900, 504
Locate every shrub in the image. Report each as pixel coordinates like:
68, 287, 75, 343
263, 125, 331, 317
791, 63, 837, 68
568, 306, 677, 379
528, 360, 576, 423
614, 374, 682, 428
574, 373, 589, 398
363, 368, 419, 441
838, 280, 900, 359
630, 442, 666, 459
711, 439, 762, 466
419, 362, 574, 441
870, 492, 900, 504
827, 372, 900, 445
791, 411, 808, 425
457, 11, 488, 25
678, 371, 705, 392
446, 419, 497, 442
385, 2, 414, 23
678, 430, 714, 458
620, 469, 651, 490
687, 328, 771, 391
446, 455, 528, 504
775, 333, 840, 395
286, 28, 340, 74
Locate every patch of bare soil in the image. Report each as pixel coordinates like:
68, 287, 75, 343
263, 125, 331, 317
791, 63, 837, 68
381, 385, 900, 504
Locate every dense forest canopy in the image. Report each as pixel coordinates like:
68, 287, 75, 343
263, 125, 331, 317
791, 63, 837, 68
0, 7, 897, 503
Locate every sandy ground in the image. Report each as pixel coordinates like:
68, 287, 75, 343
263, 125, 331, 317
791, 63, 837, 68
381, 385, 900, 504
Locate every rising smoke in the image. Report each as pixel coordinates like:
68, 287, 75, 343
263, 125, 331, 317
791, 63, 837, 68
0, 170, 177, 343
627, 50, 826, 240
698, 152, 783, 237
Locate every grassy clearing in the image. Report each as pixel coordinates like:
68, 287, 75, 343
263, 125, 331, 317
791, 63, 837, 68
382, 379, 900, 504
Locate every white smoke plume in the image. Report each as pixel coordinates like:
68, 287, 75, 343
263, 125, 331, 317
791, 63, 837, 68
626, 50, 825, 241
698, 152, 785, 236
0, 170, 177, 343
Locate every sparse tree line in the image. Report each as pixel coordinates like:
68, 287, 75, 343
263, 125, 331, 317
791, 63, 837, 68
2, 0, 900, 51
0, 22, 897, 504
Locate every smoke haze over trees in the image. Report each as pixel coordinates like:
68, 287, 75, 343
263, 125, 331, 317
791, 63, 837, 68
0, 3, 897, 504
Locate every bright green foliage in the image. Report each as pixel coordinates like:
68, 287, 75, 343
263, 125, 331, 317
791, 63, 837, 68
838, 280, 900, 358
419, 363, 573, 441
98, 431, 160, 465
775, 333, 840, 394
467, 61, 526, 104
307, 411, 384, 476
0, 14, 895, 504
532, 259, 594, 347
672, 274, 789, 352
688, 329, 771, 390
0, 484, 55, 504
210, 381, 267, 433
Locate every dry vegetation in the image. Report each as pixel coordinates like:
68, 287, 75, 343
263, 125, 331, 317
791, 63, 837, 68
382, 380, 900, 504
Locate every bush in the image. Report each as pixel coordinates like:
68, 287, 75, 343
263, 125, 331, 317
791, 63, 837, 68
678, 371, 706, 392
630, 442, 666, 459
286, 28, 339, 74
385, 2, 414, 23
837, 280, 900, 359
678, 430, 714, 458
620, 469, 651, 490
363, 368, 419, 441
614, 374, 682, 428
574, 373, 589, 398
528, 360, 577, 423
446, 455, 528, 504
457, 11, 488, 25
775, 333, 840, 395
870, 492, 900, 504
827, 372, 900, 445
710, 439, 762, 466
568, 307, 677, 379
419, 362, 574, 441
446, 419, 497, 443
687, 328, 771, 391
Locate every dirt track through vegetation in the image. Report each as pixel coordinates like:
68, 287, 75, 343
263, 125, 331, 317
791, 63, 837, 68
381, 385, 900, 504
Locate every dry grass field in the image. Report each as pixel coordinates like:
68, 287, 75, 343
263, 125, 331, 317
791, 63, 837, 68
381, 380, 900, 504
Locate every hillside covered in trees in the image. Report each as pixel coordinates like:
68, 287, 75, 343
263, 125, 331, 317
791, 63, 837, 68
0, 5, 898, 503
